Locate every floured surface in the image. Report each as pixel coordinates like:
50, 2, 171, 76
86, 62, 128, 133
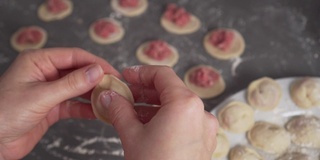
211, 77, 320, 160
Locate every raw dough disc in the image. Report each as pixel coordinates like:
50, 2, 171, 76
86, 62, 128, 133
247, 77, 282, 111
184, 65, 225, 99
136, 41, 179, 67
203, 28, 245, 60
247, 121, 291, 155
229, 145, 263, 160
218, 101, 254, 133
290, 77, 320, 109
10, 26, 48, 52
212, 129, 230, 159
285, 115, 320, 148
91, 75, 134, 124
160, 14, 201, 35
37, 0, 73, 22
111, 0, 148, 17
89, 18, 125, 45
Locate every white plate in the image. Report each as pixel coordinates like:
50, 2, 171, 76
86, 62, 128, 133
210, 77, 320, 160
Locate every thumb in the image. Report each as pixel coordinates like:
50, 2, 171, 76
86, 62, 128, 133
99, 90, 142, 136
42, 64, 104, 105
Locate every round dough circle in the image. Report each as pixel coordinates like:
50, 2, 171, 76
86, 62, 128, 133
111, 0, 148, 17
285, 115, 320, 148
91, 75, 134, 124
37, 0, 73, 22
290, 77, 320, 109
136, 41, 179, 67
89, 18, 125, 45
247, 121, 291, 155
203, 28, 245, 60
212, 129, 230, 158
160, 14, 201, 35
247, 77, 282, 111
10, 26, 48, 52
184, 65, 225, 99
218, 101, 254, 133
229, 145, 263, 160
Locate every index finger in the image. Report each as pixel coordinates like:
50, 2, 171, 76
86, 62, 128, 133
122, 65, 196, 105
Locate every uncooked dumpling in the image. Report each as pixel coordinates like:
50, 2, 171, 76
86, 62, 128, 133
247, 77, 282, 111
91, 75, 134, 124
290, 77, 320, 109
285, 115, 320, 148
38, 0, 73, 22
212, 129, 230, 158
89, 18, 125, 44
247, 121, 291, 155
218, 101, 254, 133
229, 145, 263, 160
277, 152, 309, 160
111, 0, 148, 17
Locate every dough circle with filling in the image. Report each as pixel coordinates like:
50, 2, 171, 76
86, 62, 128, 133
136, 41, 179, 67
247, 121, 291, 155
111, 0, 148, 17
203, 28, 245, 60
212, 129, 230, 159
184, 65, 225, 99
89, 18, 125, 45
10, 26, 48, 52
161, 14, 201, 35
218, 101, 255, 133
247, 77, 282, 111
37, 0, 73, 22
91, 75, 134, 124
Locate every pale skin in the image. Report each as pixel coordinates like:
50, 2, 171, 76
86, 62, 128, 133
0, 48, 218, 160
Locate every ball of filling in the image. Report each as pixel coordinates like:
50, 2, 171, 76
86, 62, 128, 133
46, 0, 68, 14
143, 40, 172, 60
164, 3, 190, 27
209, 30, 234, 51
16, 27, 43, 45
93, 20, 117, 38
189, 67, 219, 88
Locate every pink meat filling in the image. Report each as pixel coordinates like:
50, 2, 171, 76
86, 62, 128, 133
209, 30, 234, 51
144, 40, 172, 60
119, 0, 139, 7
46, 0, 68, 14
16, 27, 43, 45
93, 20, 117, 38
189, 67, 219, 87
164, 4, 191, 27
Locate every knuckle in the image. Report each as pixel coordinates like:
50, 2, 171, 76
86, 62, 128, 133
65, 73, 82, 92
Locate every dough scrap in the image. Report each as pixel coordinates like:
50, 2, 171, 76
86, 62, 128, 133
184, 65, 225, 99
204, 28, 245, 60
136, 41, 179, 67
229, 145, 263, 160
111, 0, 148, 17
37, 0, 73, 22
91, 75, 134, 124
161, 14, 201, 35
10, 26, 48, 52
212, 128, 230, 158
285, 115, 320, 148
89, 18, 125, 45
247, 77, 282, 111
218, 101, 255, 133
290, 77, 320, 109
247, 121, 291, 155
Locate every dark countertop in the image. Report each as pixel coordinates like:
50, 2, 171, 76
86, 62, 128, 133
0, 0, 320, 159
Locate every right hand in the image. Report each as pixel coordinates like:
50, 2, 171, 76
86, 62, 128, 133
98, 65, 218, 160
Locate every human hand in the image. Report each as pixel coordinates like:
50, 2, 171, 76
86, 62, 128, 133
98, 65, 218, 160
0, 48, 119, 160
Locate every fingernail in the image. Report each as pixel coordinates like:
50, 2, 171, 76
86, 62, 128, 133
86, 65, 102, 83
100, 91, 113, 109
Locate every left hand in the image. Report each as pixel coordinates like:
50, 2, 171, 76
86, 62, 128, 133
0, 48, 119, 160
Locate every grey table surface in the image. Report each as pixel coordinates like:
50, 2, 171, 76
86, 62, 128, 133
0, 0, 320, 160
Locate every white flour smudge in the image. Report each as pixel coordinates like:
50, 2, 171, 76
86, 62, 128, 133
47, 138, 62, 149
231, 57, 243, 76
